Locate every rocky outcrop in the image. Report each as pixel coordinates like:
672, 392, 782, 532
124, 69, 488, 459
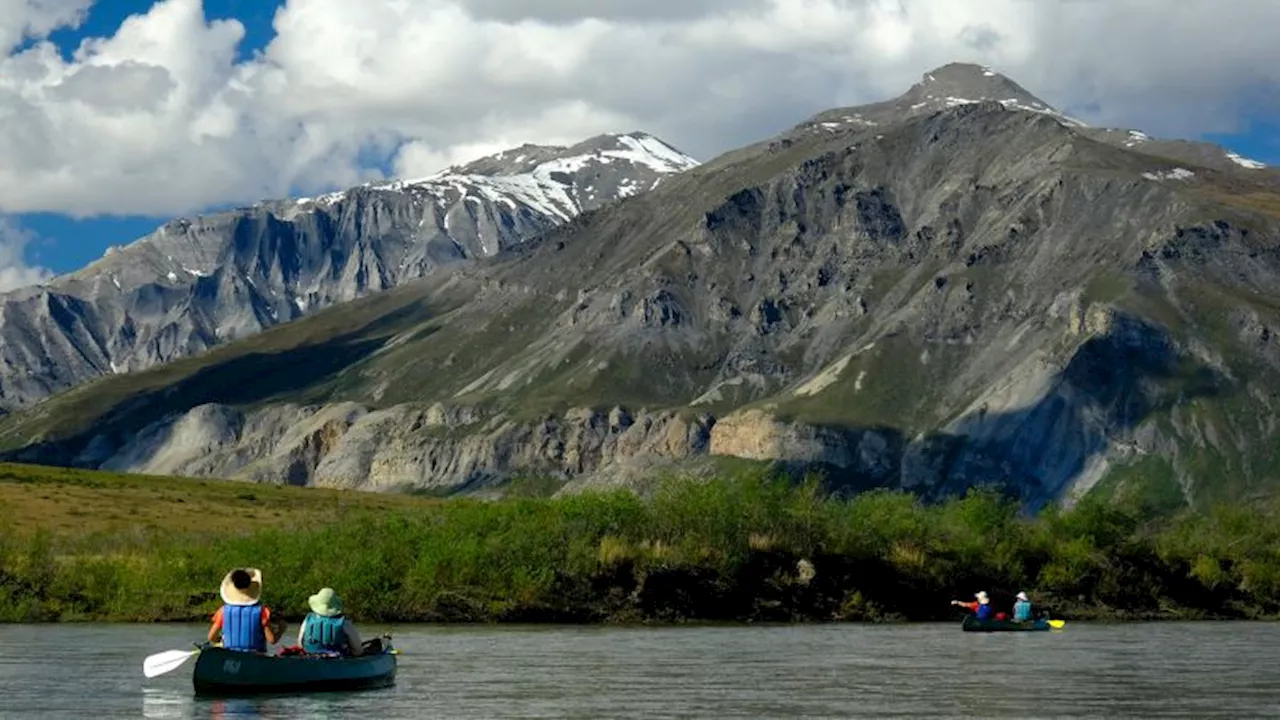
89, 402, 715, 494
708, 408, 898, 479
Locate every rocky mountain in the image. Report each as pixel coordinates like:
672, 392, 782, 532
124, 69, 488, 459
803, 62, 1276, 176
3, 63, 1278, 510
0, 132, 697, 411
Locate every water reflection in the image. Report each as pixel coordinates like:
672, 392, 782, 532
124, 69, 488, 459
142, 686, 393, 719
205, 698, 277, 719
140, 687, 192, 719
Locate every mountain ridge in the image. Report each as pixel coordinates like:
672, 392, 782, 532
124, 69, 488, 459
0, 131, 697, 411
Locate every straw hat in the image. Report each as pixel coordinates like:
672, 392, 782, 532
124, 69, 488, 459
219, 568, 263, 606
308, 587, 344, 617
1016, 591, 1029, 601
975, 591, 989, 603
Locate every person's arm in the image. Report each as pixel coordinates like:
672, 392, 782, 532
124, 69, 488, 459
297, 616, 308, 647
207, 607, 223, 643
262, 606, 280, 645
344, 618, 363, 656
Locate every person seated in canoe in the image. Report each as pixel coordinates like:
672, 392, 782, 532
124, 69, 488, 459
951, 590, 993, 620
297, 587, 365, 656
1013, 591, 1034, 622
207, 568, 284, 653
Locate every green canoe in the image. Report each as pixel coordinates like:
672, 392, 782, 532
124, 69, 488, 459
961, 615, 1052, 632
192, 645, 397, 696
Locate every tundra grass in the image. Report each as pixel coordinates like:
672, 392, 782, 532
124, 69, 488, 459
0, 462, 435, 538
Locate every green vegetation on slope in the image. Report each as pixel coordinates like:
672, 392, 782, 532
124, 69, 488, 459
2, 463, 1279, 624
0, 463, 438, 537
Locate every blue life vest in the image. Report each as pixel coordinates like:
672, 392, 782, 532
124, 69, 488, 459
1013, 600, 1032, 621
222, 603, 266, 652
302, 613, 347, 654
974, 603, 993, 621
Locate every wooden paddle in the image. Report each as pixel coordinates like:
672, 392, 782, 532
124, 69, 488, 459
143, 648, 200, 678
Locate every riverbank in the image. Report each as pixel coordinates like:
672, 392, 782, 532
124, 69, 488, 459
2, 463, 1278, 623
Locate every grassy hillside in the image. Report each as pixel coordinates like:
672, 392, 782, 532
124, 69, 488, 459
0, 462, 437, 538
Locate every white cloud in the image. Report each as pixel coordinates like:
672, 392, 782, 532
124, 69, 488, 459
0, 0, 92, 53
0, 217, 53, 292
0, 0, 1276, 218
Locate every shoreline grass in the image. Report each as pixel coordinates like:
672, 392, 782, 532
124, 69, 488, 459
2, 462, 1279, 624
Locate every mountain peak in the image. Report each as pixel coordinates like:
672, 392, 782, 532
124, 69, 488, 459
446, 131, 698, 179
920, 61, 1009, 83
803, 60, 1086, 132
303, 131, 699, 225
288, 131, 697, 221
900, 62, 1065, 117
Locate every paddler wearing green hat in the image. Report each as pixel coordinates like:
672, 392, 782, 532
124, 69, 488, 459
298, 587, 365, 656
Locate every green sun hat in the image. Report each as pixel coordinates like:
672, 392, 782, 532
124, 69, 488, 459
308, 587, 344, 617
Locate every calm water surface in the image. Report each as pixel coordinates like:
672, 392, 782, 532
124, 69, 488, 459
1, 622, 1278, 718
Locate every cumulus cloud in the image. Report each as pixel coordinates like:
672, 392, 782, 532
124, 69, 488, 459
0, 0, 92, 52
0, 217, 53, 292
0, 0, 1277, 218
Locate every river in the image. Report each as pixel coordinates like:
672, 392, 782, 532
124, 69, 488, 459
0, 622, 1276, 718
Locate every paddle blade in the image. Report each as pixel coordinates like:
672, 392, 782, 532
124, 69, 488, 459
143, 649, 199, 678
1047, 619, 1066, 629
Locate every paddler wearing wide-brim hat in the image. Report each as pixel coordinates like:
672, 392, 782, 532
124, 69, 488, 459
220, 567, 262, 605
207, 568, 283, 652
950, 590, 994, 620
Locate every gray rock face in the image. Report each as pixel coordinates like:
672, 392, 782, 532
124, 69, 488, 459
89, 401, 714, 494
0, 132, 697, 411
4, 63, 1279, 507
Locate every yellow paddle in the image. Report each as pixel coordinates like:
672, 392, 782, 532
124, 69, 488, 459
1047, 619, 1066, 629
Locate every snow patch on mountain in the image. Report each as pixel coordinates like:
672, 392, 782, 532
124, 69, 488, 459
610, 133, 701, 173
1143, 168, 1195, 181
1125, 130, 1150, 147
1226, 151, 1266, 169
933, 95, 1088, 127
293, 133, 698, 223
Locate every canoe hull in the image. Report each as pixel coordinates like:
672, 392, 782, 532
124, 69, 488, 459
961, 616, 1051, 632
192, 646, 396, 696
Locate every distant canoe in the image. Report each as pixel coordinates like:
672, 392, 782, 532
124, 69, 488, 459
961, 615, 1052, 632
192, 645, 396, 696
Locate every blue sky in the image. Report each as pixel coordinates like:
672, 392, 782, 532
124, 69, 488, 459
4, 0, 1279, 279
19, 0, 288, 274
46, 0, 281, 63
